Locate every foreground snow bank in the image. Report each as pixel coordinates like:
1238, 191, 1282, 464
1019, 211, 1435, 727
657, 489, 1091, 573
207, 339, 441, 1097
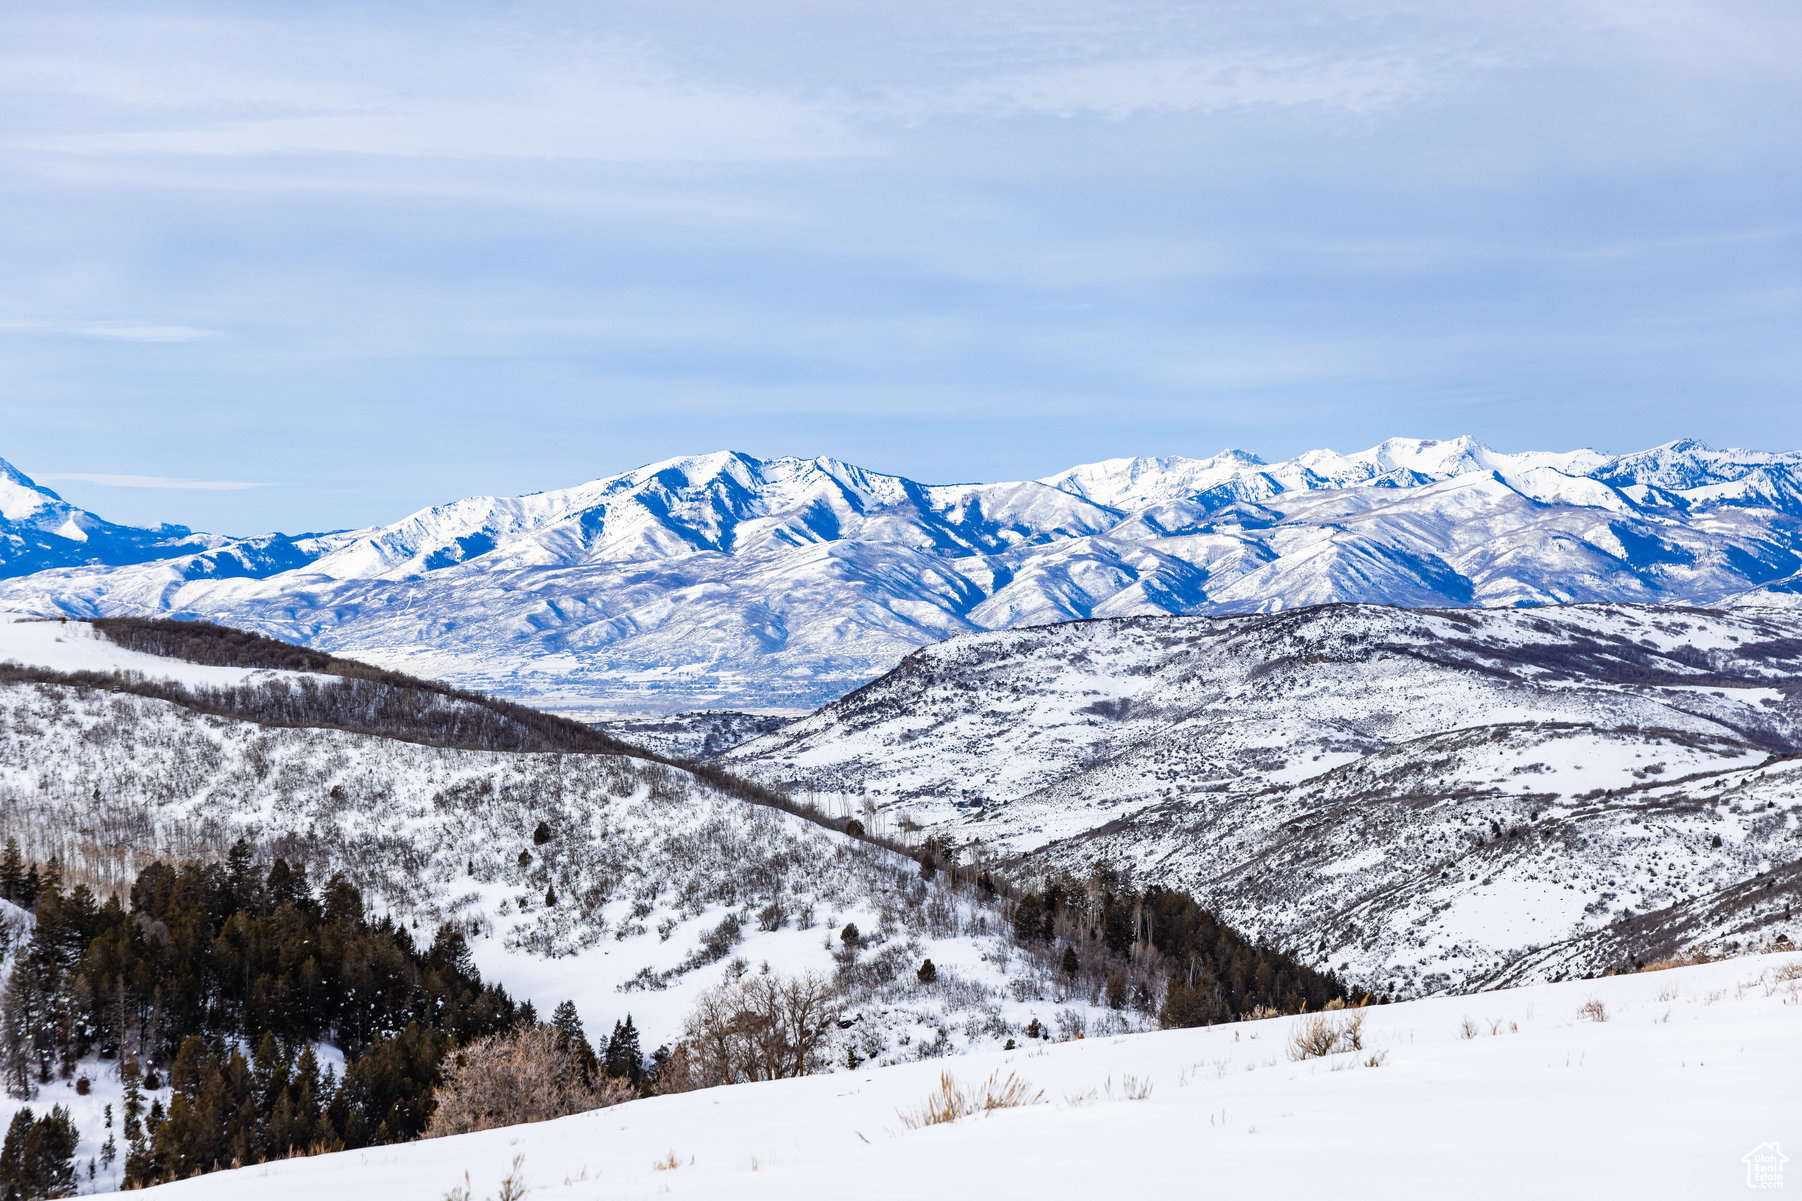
127, 953, 1799, 1200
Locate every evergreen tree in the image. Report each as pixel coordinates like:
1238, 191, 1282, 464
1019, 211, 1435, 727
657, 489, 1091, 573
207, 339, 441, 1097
37, 858, 60, 901
120, 1059, 144, 1144
99, 1105, 115, 1179
550, 1001, 597, 1080
20, 1105, 78, 1199
1, 853, 528, 1189
0, 840, 23, 905
0, 1105, 79, 1200
1061, 945, 1079, 978
1011, 894, 1048, 943
0, 967, 34, 1101
0, 1108, 32, 1196
602, 1016, 642, 1086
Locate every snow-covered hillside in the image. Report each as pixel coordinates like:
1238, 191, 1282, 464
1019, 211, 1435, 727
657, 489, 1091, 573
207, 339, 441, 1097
119, 952, 1802, 1200
0, 612, 335, 689
2, 438, 1801, 714
728, 603, 1802, 994
0, 619, 1131, 1064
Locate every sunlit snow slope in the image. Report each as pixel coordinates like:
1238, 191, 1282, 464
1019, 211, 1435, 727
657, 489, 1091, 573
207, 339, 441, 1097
119, 953, 1802, 1201
2, 437, 1801, 714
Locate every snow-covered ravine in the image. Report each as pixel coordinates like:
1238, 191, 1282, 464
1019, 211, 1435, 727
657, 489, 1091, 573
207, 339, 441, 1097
117, 953, 1801, 1200
729, 602, 1802, 993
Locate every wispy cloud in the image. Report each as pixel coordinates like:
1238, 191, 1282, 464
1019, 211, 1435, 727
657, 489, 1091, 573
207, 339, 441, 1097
894, 50, 1459, 123
42, 473, 266, 491
74, 323, 217, 343
0, 319, 218, 343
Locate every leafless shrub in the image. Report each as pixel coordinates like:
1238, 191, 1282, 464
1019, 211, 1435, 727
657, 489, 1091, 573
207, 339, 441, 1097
426, 1025, 627, 1137
899, 1070, 1043, 1128
1577, 998, 1608, 1023
1459, 1016, 1480, 1039
1286, 1011, 1365, 1060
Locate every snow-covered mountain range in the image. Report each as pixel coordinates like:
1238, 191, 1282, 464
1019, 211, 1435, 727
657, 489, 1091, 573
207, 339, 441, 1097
725, 602, 1802, 994
3, 437, 1801, 715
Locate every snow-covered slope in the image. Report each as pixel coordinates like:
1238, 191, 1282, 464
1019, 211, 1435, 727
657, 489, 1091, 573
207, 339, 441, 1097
0, 622, 1132, 1064
120, 952, 1802, 1201
2, 438, 1801, 715
0, 611, 336, 688
727, 603, 1802, 994
0, 618, 1160, 1195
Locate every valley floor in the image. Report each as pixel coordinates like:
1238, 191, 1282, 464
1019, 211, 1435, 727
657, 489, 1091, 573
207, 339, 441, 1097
125, 952, 1799, 1201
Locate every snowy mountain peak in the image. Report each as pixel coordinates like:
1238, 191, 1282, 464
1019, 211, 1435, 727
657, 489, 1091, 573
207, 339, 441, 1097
3, 437, 1802, 713
0, 456, 73, 524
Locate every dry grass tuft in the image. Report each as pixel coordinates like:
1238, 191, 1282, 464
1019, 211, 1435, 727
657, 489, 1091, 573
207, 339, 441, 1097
1458, 1016, 1480, 1040
652, 1151, 682, 1171
1639, 947, 1717, 972
901, 1070, 1044, 1129
446, 1155, 527, 1201
1108, 1074, 1153, 1100
1286, 1011, 1365, 1061
1578, 998, 1608, 1023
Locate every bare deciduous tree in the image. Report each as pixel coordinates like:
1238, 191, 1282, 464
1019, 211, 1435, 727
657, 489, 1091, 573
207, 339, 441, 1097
672, 971, 839, 1088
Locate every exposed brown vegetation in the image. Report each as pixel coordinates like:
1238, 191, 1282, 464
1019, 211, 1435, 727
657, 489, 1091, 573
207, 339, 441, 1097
899, 1070, 1043, 1129
668, 972, 840, 1088
1285, 1011, 1365, 1060
427, 1025, 631, 1138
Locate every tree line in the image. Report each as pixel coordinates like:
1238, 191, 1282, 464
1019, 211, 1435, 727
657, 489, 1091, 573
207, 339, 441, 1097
0, 839, 578, 1189
1009, 862, 1349, 1025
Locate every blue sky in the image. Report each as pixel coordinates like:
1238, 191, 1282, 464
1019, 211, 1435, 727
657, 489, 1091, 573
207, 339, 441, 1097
1, 0, 1798, 534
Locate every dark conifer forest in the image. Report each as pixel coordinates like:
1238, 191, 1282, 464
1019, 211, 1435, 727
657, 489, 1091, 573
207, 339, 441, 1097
0, 840, 528, 1188
1009, 865, 1348, 1026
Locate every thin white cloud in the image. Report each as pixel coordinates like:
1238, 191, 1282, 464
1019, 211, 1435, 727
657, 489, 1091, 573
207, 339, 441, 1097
1, 15, 863, 165
42, 473, 266, 491
894, 50, 1458, 123
0, 319, 218, 342
74, 323, 217, 342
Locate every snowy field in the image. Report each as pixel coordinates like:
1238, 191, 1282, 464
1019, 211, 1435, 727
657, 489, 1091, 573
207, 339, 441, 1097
119, 952, 1800, 1200
0, 612, 332, 689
